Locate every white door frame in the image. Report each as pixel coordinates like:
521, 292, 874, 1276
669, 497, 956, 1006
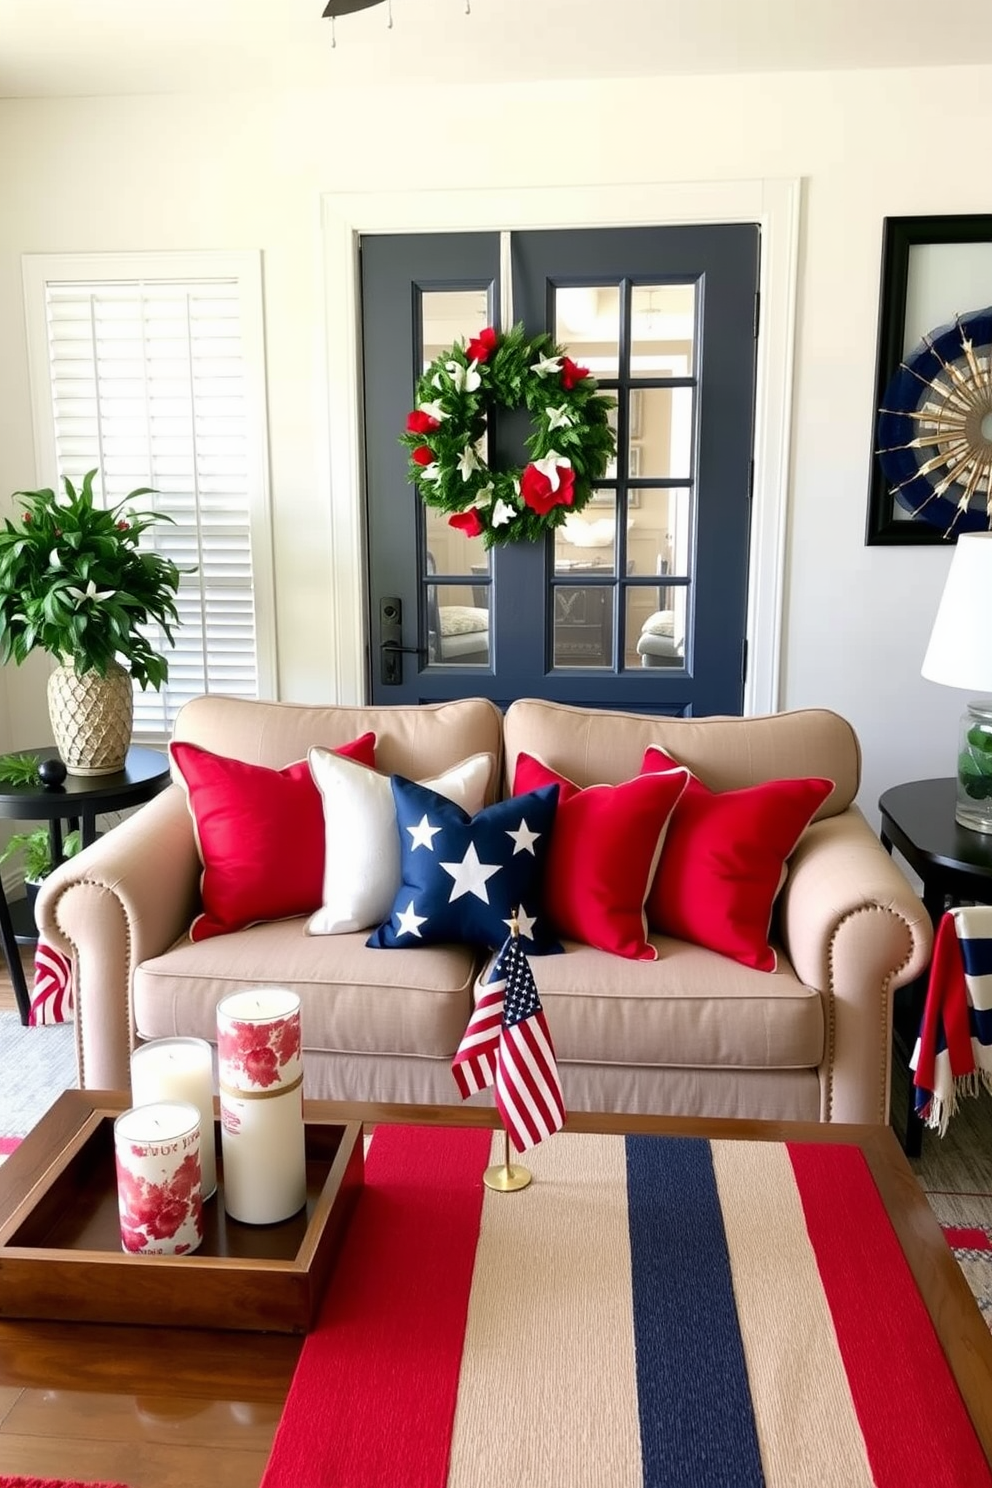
320, 178, 801, 715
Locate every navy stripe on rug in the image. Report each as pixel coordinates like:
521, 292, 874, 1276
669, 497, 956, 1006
625, 1135, 765, 1488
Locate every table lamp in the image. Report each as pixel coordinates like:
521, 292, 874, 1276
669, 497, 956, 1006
921, 530, 992, 833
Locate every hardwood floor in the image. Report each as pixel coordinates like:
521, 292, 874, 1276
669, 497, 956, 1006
0, 944, 33, 1015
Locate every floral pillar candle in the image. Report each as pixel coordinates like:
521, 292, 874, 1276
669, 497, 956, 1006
114, 1101, 203, 1255
216, 987, 307, 1225
130, 1037, 217, 1198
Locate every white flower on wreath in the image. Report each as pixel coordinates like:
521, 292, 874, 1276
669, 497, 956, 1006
545, 403, 575, 431
491, 498, 516, 527
531, 352, 563, 378
446, 359, 482, 394
418, 398, 447, 423
472, 483, 495, 508
530, 451, 572, 492
419, 462, 441, 483
457, 444, 482, 482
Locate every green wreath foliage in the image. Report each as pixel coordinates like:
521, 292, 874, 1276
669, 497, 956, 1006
400, 322, 617, 549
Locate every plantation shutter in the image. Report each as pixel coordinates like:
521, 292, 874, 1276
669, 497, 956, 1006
37, 270, 270, 739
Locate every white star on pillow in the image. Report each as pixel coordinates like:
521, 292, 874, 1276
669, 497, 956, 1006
395, 901, 428, 938
407, 814, 442, 851
506, 818, 541, 855
504, 905, 538, 940
441, 842, 501, 903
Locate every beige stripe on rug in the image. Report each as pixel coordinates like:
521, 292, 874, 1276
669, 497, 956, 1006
710, 1140, 874, 1488
447, 1132, 642, 1488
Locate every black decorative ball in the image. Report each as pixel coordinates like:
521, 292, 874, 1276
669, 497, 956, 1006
38, 757, 67, 788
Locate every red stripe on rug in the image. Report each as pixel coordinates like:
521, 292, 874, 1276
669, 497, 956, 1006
261, 1124, 491, 1488
944, 1225, 992, 1252
788, 1143, 992, 1488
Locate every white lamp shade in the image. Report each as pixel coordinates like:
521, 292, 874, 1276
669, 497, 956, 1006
921, 531, 992, 692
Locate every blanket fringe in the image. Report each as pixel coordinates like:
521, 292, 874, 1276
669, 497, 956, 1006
922, 1070, 992, 1136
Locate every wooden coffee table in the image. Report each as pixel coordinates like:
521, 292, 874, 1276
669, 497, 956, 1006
1, 1093, 991, 1488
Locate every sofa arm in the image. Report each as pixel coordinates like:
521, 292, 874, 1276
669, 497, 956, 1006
35, 785, 201, 1090
779, 806, 932, 1125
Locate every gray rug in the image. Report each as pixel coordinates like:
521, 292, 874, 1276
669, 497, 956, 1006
0, 1011, 79, 1137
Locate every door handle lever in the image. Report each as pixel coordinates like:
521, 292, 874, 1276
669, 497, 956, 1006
379, 596, 424, 685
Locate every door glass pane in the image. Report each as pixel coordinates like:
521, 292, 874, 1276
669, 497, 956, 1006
627, 488, 691, 578
634, 388, 694, 479
554, 284, 621, 378
625, 585, 687, 671
426, 582, 490, 667
553, 583, 613, 667
424, 505, 489, 576
421, 289, 489, 368
555, 500, 616, 574
630, 284, 696, 376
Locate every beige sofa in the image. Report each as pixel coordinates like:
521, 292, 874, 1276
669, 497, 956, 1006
36, 696, 931, 1125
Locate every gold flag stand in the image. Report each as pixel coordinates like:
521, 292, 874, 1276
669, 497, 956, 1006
482, 908, 531, 1192
483, 1125, 531, 1192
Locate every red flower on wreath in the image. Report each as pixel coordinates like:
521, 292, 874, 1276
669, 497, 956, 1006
449, 509, 484, 538
560, 356, 590, 390
406, 409, 440, 435
412, 445, 435, 467
520, 461, 576, 516
467, 326, 498, 364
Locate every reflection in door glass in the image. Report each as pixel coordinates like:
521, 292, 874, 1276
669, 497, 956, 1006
625, 585, 687, 671
626, 488, 690, 580
421, 289, 490, 369
426, 582, 490, 667
424, 505, 489, 577
553, 583, 613, 668
630, 284, 696, 376
630, 388, 693, 480
554, 285, 621, 378
555, 501, 616, 574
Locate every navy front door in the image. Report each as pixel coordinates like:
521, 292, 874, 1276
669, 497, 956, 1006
361, 224, 758, 715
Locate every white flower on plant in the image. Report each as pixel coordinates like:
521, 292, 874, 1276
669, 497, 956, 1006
545, 403, 575, 431
491, 498, 516, 527
446, 359, 482, 394
48, 548, 62, 568
418, 398, 448, 423
457, 444, 482, 482
530, 451, 572, 492
531, 353, 563, 378
65, 578, 116, 603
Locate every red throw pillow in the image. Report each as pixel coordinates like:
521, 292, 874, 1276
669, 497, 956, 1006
171, 734, 376, 942
512, 752, 689, 961
640, 745, 833, 972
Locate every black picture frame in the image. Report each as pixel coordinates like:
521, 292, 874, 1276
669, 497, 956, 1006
866, 213, 992, 546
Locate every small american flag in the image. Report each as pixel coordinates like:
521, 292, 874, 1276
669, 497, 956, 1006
452, 931, 565, 1153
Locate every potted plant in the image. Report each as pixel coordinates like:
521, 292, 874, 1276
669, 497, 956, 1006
0, 470, 185, 777
0, 825, 81, 922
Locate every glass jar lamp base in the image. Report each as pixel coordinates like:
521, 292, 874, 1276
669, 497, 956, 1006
956, 699, 992, 834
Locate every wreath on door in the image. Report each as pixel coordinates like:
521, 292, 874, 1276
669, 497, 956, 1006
400, 322, 617, 548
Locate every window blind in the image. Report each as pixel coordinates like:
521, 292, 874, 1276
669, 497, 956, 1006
41, 276, 262, 738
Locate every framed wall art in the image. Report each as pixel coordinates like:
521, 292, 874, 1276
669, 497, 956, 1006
866, 213, 992, 546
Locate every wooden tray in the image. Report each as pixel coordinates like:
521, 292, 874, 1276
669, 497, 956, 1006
0, 1089, 364, 1334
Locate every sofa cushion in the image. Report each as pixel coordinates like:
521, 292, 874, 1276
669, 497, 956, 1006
366, 780, 561, 954
641, 745, 833, 972
133, 917, 481, 1059
512, 752, 689, 961
306, 749, 493, 935
502, 698, 859, 814
171, 733, 376, 943
475, 935, 825, 1072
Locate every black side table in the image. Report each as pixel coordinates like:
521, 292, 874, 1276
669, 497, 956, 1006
878, 777, 992, 1156
0, 746, 170, 1025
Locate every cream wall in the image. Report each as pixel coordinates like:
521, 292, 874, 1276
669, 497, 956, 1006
0, 64, 987, 826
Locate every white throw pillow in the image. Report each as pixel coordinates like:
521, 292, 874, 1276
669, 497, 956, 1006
306, 749, 494, 935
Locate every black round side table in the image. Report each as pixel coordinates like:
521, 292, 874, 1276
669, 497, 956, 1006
0, 746, 171, 1025
878, 777, 992, 1155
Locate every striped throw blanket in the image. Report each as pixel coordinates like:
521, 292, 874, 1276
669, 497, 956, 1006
261, 1125, 990, 1488
28, 938, 73, 1025
912, 905, 992, 1134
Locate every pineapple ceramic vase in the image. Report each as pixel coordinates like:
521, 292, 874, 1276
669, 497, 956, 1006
47, 659, 133, 777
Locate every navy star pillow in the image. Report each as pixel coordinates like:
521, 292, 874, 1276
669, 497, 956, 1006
366, 779, 561, 954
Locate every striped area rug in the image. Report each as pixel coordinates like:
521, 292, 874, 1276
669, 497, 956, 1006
261, 1126, 991, 1488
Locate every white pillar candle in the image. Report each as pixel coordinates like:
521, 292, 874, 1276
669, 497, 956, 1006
114, 1101, 203, 1255
130, 1037, 217, 1199
216, 987, 307, 1225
